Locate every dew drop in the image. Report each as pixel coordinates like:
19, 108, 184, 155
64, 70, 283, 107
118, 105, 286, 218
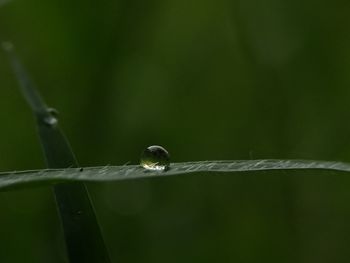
47, 108, 59, 117
43, 108, 59, 127
43, 115, 58, 126
140, 145, 170, 171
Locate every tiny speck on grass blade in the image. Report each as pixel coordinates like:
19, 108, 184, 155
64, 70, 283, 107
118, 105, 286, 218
2, 43, 111, 263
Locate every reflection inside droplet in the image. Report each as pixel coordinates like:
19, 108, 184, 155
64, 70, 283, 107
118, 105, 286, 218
140, 145, 170, 171
43, 116, 58, 126
47, 108, 59, 117
42, 108, 59, 127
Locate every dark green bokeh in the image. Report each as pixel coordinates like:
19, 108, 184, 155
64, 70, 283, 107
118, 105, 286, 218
1, 0, 350, 262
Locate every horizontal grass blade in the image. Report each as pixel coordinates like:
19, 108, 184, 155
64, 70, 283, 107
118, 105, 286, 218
2, 42, 111, 263
0, 159, 349, 191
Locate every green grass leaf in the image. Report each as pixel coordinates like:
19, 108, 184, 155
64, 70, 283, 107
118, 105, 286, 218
2, 42, 111, 263
0, 159, 349, 191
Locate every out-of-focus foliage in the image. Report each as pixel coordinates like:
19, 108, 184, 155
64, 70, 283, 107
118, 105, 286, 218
1, 0, 350, 262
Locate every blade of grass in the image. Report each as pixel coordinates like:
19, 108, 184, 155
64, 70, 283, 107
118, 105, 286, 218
0, 159, 350, 191
2, 42, 111, 263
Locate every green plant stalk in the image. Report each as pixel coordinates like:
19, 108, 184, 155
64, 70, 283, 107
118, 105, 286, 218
38, 121, 111, 263
0, 159, 350, 191
2, 42, 111, 263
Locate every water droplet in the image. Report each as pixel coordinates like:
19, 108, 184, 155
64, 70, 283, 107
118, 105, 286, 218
42, 108, 59, 127
140, 145, 170, 171
47, 108, 59, 117
43, 115, 58, 127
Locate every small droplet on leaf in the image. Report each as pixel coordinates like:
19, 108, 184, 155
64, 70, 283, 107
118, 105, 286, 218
140, 145, 170, 171
43, 116, 58, 127
47, 108, 59, 117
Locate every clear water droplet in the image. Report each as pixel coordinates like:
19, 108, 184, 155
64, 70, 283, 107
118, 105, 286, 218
43, 115, 58, 126
47, 107, 59, 117
43, 108, 58, 127
140, 145, 170, 171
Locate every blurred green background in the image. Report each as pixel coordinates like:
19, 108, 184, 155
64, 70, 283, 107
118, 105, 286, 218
1, 0, 350, 262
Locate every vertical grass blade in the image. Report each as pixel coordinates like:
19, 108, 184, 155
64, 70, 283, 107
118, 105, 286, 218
2, 42, 111, 263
